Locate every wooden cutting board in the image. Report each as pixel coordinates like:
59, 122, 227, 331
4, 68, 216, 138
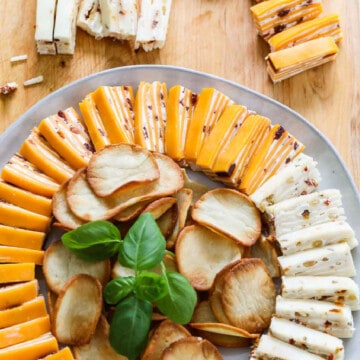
0, 0, 359, 189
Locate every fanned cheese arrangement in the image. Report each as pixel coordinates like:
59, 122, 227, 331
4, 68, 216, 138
250, 0, 343, 82
35, 0, 172, 54
0, 80, 358, 360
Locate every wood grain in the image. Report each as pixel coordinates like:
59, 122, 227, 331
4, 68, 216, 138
0, 0, 359, 190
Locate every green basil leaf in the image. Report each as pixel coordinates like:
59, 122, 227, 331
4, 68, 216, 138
135, 272, 168, 302
109, 295, 152, 360
118, 213, 166, 271
104, 277, 136, 305
156, 271, 197, 324
61, 220, 121, 261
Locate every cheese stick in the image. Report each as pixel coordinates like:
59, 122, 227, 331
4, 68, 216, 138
269, 317, 344, 360
281, 276, 360, 311
0, 225, 45, 250
250, 153, 321, 212
275, 296, 355, 338
77, 0, 104, 39
0, 263, 35, 284
0, 280, 38, 310
40, 347, 75, 360
135, 0, 172, 51
0, 246, 44, 265
277, 242, 356, 277
266, 36, 339, 83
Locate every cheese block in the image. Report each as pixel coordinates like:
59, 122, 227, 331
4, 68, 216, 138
100, 0, 138, 40
268, 13, 343, 51
91, 86, 135, 144
134, 81, 167, 152
165, 85, 198, 163
35, 0, 57, 55
0, 333, 58, 360
269, 317, 344, 360
19, 128, 75, 184
0, 225, 45, 250
79, 93, 111, 151
135, 0, 172, 51
77, 0, 104, 39
239, 124, 305, 194
1, 154, 60, 197
0, 280, 38, 310
266, 36, 339, 83
275, 296, 355, 338
0, 263, 35, 283
250, 0, 324, 40
184, 88, 233, 164
281, 276, 360, 311
277, 242, 356, 277
0, 296, 47, 329
40, 347, 74, 360
250, 153, 321, 212
53, 0, 80, 54
0, 246, 44, 265
196, 105, 248, 171
0, 179, 52, 217
38, 109, 93, 170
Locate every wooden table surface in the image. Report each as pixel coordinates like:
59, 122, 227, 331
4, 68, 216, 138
0, 0, 359, 190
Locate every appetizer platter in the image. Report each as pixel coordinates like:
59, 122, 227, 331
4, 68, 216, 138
0, 65, 359, 360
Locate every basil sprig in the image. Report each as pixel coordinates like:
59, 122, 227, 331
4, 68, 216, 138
61, 212, 197, 360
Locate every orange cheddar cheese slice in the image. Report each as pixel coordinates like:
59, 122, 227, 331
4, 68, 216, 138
184, 87, 233, 164
196, 105, 248, 171
1, 154, 59, 198
0, 201, 51, 233
0, 333, 58, 360
239, 124, 305, 194
38, 108, 93, 170
0, 315, 50, 349
40, 347, 74, 360
0, 246, 44, 265
19, 129, 75, 184
134, 81, 167, 153
0, 296, 47, 329
165, 85, 198, 162
79, 93, 111, 151
91, 86, 135, 145
0, 225, 45, 250
0, 263, 35, 283
268, 13, 343, 51
0, 280, 38, 310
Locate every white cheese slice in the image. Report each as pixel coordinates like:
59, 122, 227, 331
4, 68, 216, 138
77, 0, 104, 39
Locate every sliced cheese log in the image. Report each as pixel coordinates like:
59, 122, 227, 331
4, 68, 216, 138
275, 296, 355, 338
134, 81, 167, 152
281, 276, 360, 311
0, 263, 35, 284
0, 179, 52, 217
0, 315, 50, 349
38, 108, 93, 170
265, 189, 345, 237
277, 242, 356, 277
40, 347, 74, 360
0, 280, 38, 310
266, 36, 339, 83
1, 154, 60, 197
165, 85, 198, 162
239, 124, 305, 194
277, 220, 358, 255
0, 246, 44, 265
250, 153, 321, 212
0, 225, 45, 250
0, 333, 58, 360
268, 13, 343, 51
184, 87, 233, 164
35, 0, 57, 54
135, 0, 172, 51
77, 0, 104, 39
0, 296, 47, 329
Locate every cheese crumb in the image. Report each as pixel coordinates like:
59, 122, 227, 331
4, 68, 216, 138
10, 54, 28, 63
23, 76, 44, 87
0, 82, 18, 95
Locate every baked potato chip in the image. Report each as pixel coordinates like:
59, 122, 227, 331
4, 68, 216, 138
113, 199, 153, 222
143, 197, 177, 220
156, 203, 178, 238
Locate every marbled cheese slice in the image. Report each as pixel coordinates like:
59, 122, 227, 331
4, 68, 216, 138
77, 0, 104, 39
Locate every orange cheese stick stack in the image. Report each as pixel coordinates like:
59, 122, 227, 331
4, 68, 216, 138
90, 86, 135, 145
250, 0, 324, 40
0, 225, 45, 250
135, 81, 167, 152
266, 36, 339, 83
184, 87, 234, 165
38, 108, 93, 169
0, 263, 35, 284
40, 347, 75, 360
239, 124, 305, 194
165, 85, 198, 163
268, 13, 343, 51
